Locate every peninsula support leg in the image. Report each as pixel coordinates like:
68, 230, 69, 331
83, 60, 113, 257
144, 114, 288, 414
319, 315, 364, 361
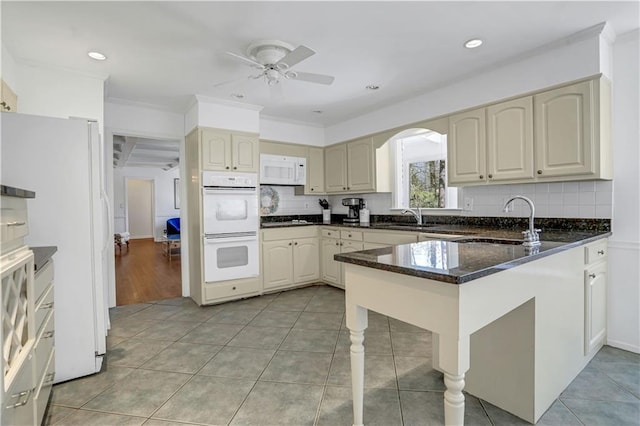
439, 334, 470, 426
346, 303, 368, 426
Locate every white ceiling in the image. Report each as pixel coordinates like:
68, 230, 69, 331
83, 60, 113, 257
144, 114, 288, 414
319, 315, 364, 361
113, 135, 180, 170
2, 1, 639, 126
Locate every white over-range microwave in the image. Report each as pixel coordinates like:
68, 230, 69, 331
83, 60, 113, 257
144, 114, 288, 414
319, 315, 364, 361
259, 154, 306, 185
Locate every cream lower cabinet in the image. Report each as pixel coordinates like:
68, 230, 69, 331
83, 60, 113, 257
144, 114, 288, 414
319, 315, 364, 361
584, 239, 608, 355
262, 226, 320, 291
321, 228, 364, 289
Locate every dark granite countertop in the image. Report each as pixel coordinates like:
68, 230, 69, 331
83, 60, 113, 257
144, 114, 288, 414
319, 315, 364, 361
334, 231, 611, 284
1, 185, 35, 198
32, 246, 57, 273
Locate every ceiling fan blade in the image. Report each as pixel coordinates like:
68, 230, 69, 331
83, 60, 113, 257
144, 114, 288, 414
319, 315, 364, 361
291, 71, 335, 85
276, 45, 315, 69
225, 51, 265, 69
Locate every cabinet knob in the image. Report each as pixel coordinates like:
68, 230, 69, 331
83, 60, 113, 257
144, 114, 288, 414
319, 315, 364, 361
311, 188, 314, 191
488, 174, 493, 179
348, 234, 352, 237
597, 250, 605, 255
225, 166, 230, 170
479, 175, 484, 179
340, 242, 344, 246
335, 241, 339, 246
537, 170, 543, 175
233, 166, 237, 170
343, 187, 346, 190
347, 187, 350, 190
589, 273, 596, 279
294, 242, 298, 245
288, 242, 292, 246
232, 286, 237, 290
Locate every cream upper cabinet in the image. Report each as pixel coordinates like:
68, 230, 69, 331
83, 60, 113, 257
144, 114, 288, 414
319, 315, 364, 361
346, 138, 375, 192
534, 79, 597, 178
448, 107, 486, 185
306, 147, 325, 193
325, 144, 348, 192
487, 96, 534, 182
201, 128, 258, 172
325, 138, 375, 193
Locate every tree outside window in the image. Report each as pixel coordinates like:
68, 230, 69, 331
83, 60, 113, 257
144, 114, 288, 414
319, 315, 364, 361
391, 128, 457, 209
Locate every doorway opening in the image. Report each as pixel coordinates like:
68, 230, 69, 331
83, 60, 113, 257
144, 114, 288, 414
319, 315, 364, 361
112, 134, 182, 305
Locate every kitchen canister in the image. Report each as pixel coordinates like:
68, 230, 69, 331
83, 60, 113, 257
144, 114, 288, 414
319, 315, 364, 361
322, 209, 331, 224
360, 206, 370, 224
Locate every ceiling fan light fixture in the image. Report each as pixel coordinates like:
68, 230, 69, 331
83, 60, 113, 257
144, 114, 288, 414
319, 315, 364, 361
464, 38, 483, 49
284, 71, 297, 79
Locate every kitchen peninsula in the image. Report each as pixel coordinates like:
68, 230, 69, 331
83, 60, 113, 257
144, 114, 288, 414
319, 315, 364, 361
336, 232, 609, 425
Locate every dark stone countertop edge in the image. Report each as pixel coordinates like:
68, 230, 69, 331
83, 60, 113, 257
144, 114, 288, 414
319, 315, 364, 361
32, 246, 57, 273
334, 232, 611, 284
1, 185, 36, 198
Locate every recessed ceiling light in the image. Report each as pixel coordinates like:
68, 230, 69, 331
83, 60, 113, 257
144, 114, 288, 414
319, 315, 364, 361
464, 39, 483, 49
230, 93, 244, 99
87, 51, 107, 61
365, 85, 380, 90
312, 110, 323, 114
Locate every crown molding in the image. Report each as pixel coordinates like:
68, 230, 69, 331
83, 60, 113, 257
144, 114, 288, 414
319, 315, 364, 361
194, 94, 263, 112
260, 114, 325, 129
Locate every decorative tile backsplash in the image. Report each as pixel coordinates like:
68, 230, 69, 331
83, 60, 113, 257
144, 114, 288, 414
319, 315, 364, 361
261, 180, 613, 219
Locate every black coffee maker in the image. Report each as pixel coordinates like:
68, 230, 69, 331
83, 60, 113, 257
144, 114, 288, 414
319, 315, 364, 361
342, 198, 364, 223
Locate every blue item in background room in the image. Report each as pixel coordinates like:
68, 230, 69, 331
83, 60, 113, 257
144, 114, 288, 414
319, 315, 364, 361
167, 217, 180, 235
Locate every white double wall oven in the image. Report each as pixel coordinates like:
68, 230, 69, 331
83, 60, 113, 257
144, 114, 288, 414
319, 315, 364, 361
202, 171, 259, 283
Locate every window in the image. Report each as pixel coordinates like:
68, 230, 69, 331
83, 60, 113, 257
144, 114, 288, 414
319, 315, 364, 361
391, 129, 458, 209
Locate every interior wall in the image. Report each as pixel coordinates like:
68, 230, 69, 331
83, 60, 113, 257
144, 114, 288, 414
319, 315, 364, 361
13, 62, 105, 133
1, 43, 19, 90
193, 95, 261, 133
259, 116, 325, 146
114, 167, 180, 240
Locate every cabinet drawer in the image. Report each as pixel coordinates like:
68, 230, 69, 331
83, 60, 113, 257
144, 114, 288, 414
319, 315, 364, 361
342, 241, 364, 251
3, 353, 34, 426
35, 285, 54, 331
35, 309, 54, 349
34, 348, 55, 425
204, 278, 261, 302
321, 228, 341, 239
585, 239, 607, 264
364, 231, 417, 245
34, 317, 54, 383
0, 196, 29, 243
340, 230, 363, 241
34, 261, 54, 305
262, 226, 318, 241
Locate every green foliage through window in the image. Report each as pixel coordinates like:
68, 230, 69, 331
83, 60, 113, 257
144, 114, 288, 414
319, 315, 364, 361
409, 160, 446, 208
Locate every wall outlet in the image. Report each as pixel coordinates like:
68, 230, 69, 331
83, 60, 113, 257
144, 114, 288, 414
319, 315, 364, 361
463, 198, 473, 211
304, 202, 309, 209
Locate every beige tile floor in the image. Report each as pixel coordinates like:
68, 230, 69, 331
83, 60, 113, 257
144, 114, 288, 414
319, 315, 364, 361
46, 285, 640, 425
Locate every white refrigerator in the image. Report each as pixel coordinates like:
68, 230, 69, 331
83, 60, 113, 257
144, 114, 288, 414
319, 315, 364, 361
1, 112, 111, 383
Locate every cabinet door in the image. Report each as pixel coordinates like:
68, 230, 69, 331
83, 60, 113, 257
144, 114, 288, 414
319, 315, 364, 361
534, 80, 594, 178
321, 238, 341, 284
306, 147, 325, 194
262, 241, 294, 290
347, 138, 375, 192
448, 107, 487, 185
487, 97, 534, 182
293, 238, 320, 283
325, 144, 347, 193
1, 79, 17, 112
232, 133, 259, 172
201, 129, 231, 171
584, 261, 607, 355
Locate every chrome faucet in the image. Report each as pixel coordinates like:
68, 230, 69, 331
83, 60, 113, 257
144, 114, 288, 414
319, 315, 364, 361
401, 208, 423, 225
503, 196, 541, 247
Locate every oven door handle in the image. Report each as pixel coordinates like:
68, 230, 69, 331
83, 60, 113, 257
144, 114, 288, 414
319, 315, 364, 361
203, 188, 256, 195
204, 235, 257, 244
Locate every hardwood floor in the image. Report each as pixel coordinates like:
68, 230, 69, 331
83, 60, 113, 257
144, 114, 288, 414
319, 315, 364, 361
115, 238, 182, 306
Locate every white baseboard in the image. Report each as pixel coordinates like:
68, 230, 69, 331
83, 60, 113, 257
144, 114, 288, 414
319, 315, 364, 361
606, 339, 640, 354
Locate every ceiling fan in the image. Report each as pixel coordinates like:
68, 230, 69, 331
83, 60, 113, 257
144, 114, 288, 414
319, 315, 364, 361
221, 40, 335, 87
